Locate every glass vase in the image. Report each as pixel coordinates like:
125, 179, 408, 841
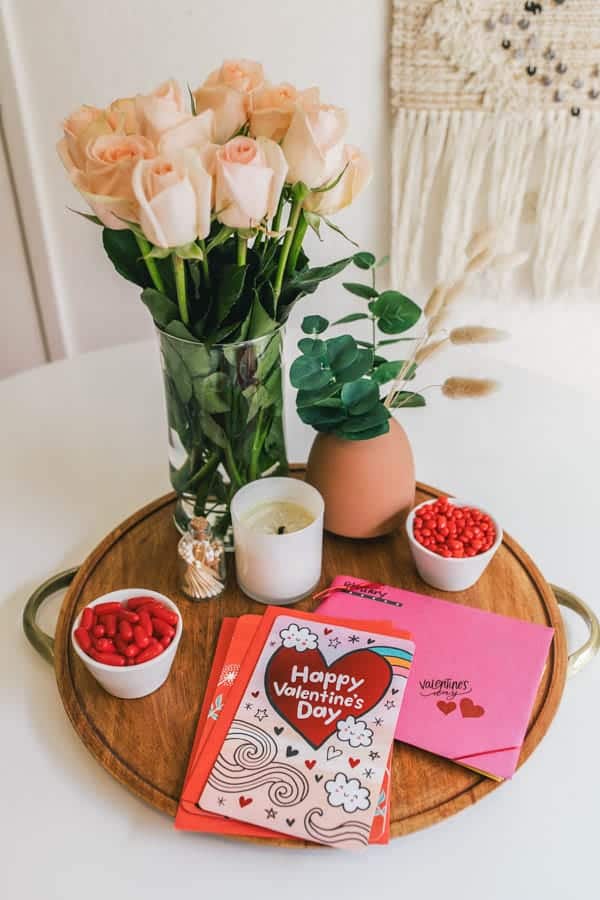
158, 326, 288, 545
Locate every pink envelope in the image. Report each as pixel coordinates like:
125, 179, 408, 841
318, 576, 554, 780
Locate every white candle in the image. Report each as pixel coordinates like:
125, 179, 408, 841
231, 477, 324, 605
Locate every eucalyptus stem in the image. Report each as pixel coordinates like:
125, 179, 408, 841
237, 235, 247, 266
172, 254, 189, 325
134, 233, 166, 293
273, 189, 307, 306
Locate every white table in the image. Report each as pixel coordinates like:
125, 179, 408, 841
2, 339, 598, 900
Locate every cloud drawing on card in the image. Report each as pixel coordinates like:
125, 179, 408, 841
336, 715, 374, 748
279, 623, 318, 652
325, 773, 371, 813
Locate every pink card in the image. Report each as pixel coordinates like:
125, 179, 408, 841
197, 611, 415, 848
318, 577, 554, 781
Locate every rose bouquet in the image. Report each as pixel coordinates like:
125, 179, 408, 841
58, 59, 371, 536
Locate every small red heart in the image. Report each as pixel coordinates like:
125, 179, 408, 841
251, 691, 259, 698
437, 700, 457, 716
239, 796, 253, 808
460, 698, 485, 718
304, 759, 316, 770
349, 758, 360, 768
324, 628, 333, 635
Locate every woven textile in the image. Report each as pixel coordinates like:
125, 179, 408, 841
390, 1, 600, 296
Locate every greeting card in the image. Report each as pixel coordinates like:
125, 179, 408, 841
318, 577, 554, 781
179, 607, 414, 847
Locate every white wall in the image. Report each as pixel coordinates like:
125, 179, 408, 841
1, 0, 599, 390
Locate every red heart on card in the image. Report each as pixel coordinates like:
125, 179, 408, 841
251, 691, 259, 698
460, 698, 485, 718
239, 796, 253, 808
304, 759, 316, 770
324, 628, 333, 635
265, 646, 392, 749
437, 700, 457, 716
349, 758, 360, 768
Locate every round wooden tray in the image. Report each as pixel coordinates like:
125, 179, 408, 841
26, 478, 594, 842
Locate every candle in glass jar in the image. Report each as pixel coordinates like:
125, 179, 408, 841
231, 478, 324, 605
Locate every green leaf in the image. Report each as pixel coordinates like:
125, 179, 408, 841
175, 241, 204, 261
194, 372, 231, 414
205, 226, 234, 253
332, 421, 390, 441
216, 264, 246, 325
145, 246, 172, 260
289, 355, 331, 391
370, 291, 422, 335
331, 313, 370, 326
102, 228, 153, 288
377, 337, 417, 346
247, 385, 273, 422
298, 338, 325, 357
353, 251, 376, 270
298, 405, 348, 430
389, 391, 426, 409
322, 217, 359, 247
372, 360, 403, 385
165, 321, 197, 342
343, 282, 379, 300
199, 412, 228, 448
326, 335, 358, 372
341, 379, 380, 416
301, 315, 329, 335
68, 208, 103, 226
141, 289, 179, 328
161, 344, 192, 404
334, 348, 374, 383
282, 257, 353, 303
303, 211, 323, 240
375, 255, 390, 269
337, 403, 390, 436
296, 382, 341, 408
248, 292, 278, 339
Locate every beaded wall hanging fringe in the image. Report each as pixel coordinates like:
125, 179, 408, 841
390, 1, 600, 297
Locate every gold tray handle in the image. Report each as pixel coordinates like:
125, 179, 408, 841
552, 584, 600, 677
22, 568, 78, 665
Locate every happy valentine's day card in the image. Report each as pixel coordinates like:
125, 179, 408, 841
186, 608, 414, 848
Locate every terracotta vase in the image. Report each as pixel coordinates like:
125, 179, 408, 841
305, 418, 415, 539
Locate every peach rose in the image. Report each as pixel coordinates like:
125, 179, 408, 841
158, 109, 217, 172
58, 132, 155, 229
132, 150, 212, 248
304, 145, 372, 215
135, 79, 188, 143
281, 103, 348, 188
215, 136, 287, 229
249, 84, 319, 142
106, 97, 139, 134
61, 105, 108, 168
193, 58, 264, 143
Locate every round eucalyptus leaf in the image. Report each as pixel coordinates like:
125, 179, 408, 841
326, 334, 358, 372
353, 251, 376, 270
298, 337, 325, 358
337, 403, 390, 436
301, 315, 329, 335
370, 291, 422, 335
290, 355, 331, 390
341, 379, 380, 416
334, 348, 374, 383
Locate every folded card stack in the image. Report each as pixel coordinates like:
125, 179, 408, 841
176, 606, 415, 847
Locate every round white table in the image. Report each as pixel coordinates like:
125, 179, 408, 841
2, 339, 598, 900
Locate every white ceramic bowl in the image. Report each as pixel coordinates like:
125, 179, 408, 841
71, 588, 183, 699
406, 498, 503, 592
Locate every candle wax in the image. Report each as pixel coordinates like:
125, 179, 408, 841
242, 501, 315, 535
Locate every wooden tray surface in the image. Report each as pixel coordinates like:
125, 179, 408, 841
54, 478, 567, 841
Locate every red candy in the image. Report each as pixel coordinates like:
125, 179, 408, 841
413, 499, 496, 559
74, 597, 179, 667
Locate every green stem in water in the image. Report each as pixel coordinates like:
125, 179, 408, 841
188, 451, 220, 489
237, 236, 247, 266
249, 407, 268, 481
271, 193, 286, 237
172, 254, 189, 325
223, 439, 243, 489
134, 233, 166, 293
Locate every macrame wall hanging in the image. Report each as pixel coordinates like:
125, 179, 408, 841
390, 1, 600, 298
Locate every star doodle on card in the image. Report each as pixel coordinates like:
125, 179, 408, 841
265, 807, 277, 819
279, 623, 318, 652
385, 700, 396, 710
368, 750, 380, 761
336, 715, 374, 749
328, 637, 341, 649
324, 772, 371, 813
254, 708, 269, 722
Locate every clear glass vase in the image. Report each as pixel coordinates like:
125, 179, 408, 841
158, 326, 288, 545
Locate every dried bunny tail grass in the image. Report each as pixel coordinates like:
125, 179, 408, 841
415, 337, 448, 364
465, 227, 497, 260
491, 251, 529, 272
465, 247, 495, 274
424, 284, 446, 319
440, 275, 470, 309
449, 326, 510, 345
442, 377, 500, 399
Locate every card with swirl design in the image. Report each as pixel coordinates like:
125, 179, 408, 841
188, 607, 414, 848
